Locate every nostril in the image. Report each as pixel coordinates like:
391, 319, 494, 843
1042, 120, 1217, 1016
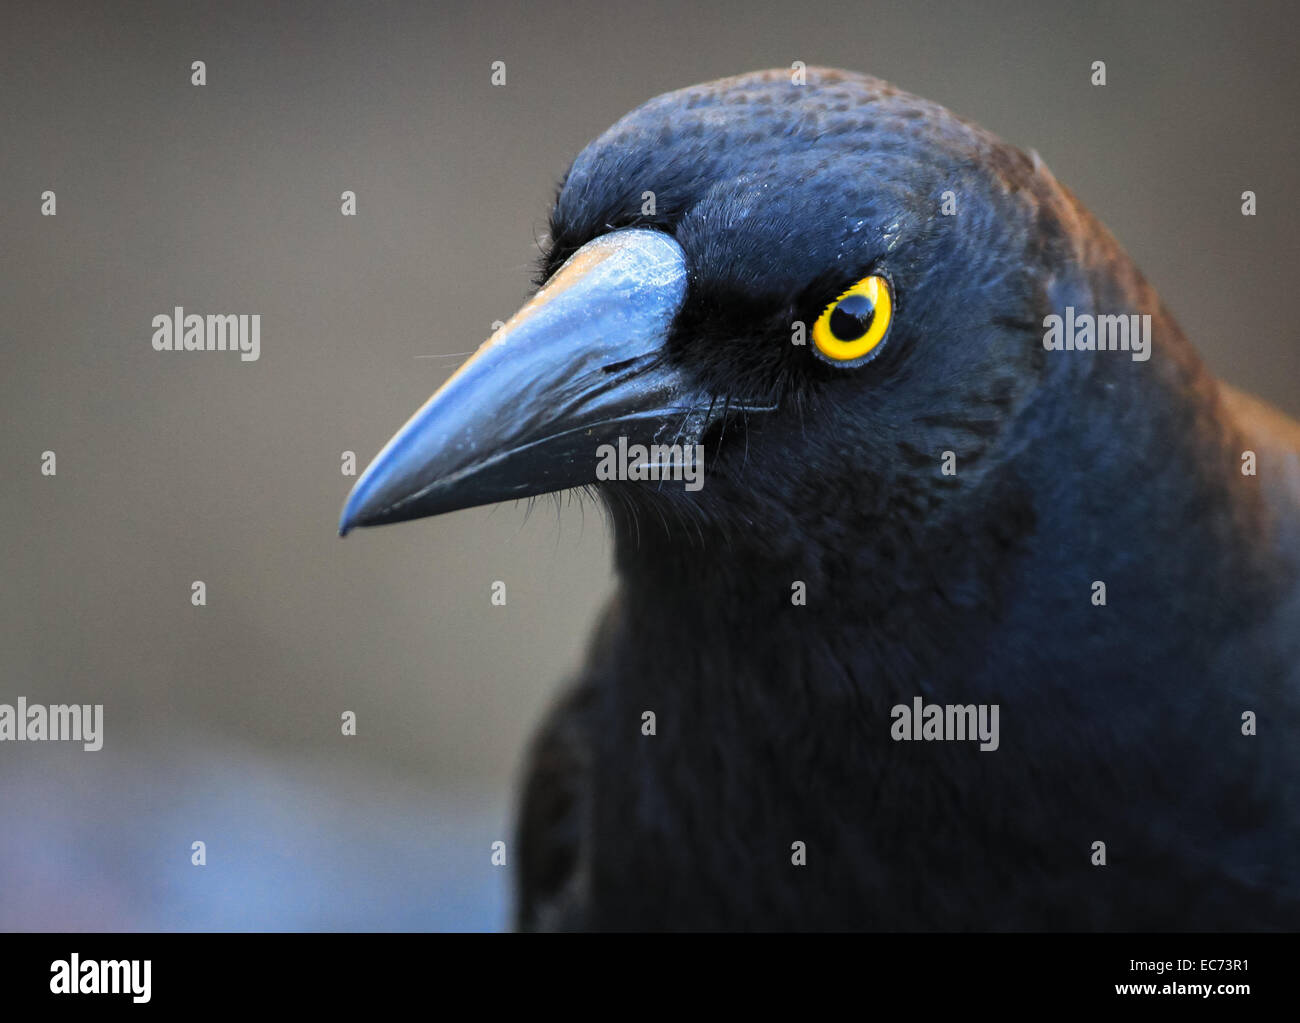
601, 354, 658, 375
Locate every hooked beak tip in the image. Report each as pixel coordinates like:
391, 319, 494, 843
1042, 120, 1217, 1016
338, 481, 382, 537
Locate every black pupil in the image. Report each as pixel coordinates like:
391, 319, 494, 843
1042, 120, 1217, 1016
829, 292, 875, 342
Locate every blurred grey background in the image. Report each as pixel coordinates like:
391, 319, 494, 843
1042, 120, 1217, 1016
1, 0, 1296, 930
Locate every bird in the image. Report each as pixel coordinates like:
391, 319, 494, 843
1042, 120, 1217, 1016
339, 68, 1300, 931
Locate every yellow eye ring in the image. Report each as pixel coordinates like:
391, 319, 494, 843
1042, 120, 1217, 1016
812, 275, 893, 364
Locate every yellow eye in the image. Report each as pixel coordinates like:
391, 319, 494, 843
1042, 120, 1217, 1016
812, 275, 893, 364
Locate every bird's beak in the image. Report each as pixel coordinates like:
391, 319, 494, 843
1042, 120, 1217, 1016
340, 229, 719, 534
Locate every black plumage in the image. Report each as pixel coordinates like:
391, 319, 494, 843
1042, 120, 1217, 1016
347, 68, 1300, 930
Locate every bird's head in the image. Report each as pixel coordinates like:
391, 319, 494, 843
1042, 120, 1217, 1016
340, 68, 1125, 561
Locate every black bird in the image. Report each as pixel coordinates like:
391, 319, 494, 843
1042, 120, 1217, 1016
340, 69, 1300, 930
